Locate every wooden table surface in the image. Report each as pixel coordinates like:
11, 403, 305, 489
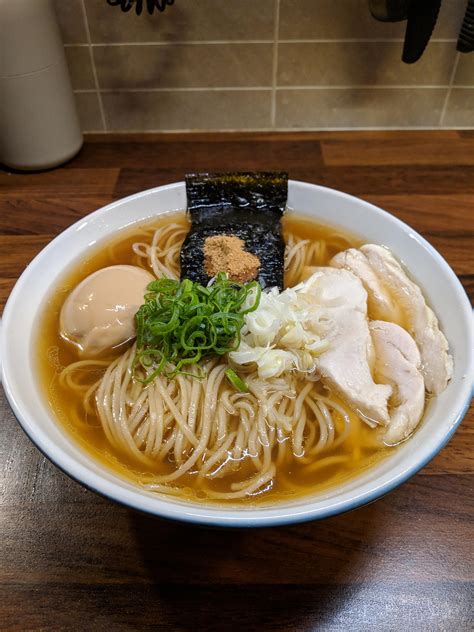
1, 131, 473, 631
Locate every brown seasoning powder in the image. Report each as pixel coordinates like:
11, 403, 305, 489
204, 235, 260, 283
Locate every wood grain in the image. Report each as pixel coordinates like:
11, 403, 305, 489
321, 138, 474, 166
0, 131, 473, 631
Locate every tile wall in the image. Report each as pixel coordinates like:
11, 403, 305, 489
55, 0, 473, 132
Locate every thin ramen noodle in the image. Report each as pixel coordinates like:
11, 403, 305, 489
36, 213, 398, 504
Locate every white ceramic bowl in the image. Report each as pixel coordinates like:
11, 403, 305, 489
2, 181, 473, 527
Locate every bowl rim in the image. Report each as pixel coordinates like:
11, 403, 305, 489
1, 179, 473, 527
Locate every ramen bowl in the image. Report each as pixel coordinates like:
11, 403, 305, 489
1, 181, 472, 527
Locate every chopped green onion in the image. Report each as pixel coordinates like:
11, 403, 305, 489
225, 368, 249, 393
133, 272, 260, 383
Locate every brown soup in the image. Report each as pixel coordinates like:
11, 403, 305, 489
36, 212, 391, 504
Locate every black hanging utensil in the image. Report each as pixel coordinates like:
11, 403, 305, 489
402, 0, 442, 63
368, 0, 408, 22
369, 0, 443, 63
107, 0, 174, 16
457, 0, 474, 53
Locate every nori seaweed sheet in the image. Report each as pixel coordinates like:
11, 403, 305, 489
180, 172, 288, 289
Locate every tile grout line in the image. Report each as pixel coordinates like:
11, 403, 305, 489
279, 38, 457, 43
74, 88, 272, 93
276, 85, 449, 90
439, 52, 460, 126
81, 0, 107, 132
70, 40, 272, 46
62, 38, 458, 47
270, 0, 280, 127
72, 86, 452, 94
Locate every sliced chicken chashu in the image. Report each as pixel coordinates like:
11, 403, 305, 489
361, 244, 453, 395
330, 248, 403, 324
370, 320, 425, 445
302, 268, 392, 426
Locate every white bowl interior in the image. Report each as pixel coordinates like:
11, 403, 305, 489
2, 181, 473, 526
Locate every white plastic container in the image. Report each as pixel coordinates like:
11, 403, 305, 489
0, 0, 83, 170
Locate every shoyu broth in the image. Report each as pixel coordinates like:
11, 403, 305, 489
36, 212, 390, 504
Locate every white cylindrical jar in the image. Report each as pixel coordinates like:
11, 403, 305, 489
0, 0, 83, 170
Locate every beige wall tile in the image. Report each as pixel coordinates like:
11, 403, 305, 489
102, 90, 271, 130
57, 0, 471, 131
54, 0, 87, 44
280, 0, 404, 40
443, 88, 474, 126
438, 0, 468, 38
278, 42, 456, 86
279, 0, 465, 40
276, 88, 446, 127
84, 0, 275, 43
93, 44, 273, 89
65, 47, 95, 90
454, 53, 474, 85
75, 93, 104, 131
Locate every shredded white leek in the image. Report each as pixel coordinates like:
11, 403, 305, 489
230, 284, 329, 378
